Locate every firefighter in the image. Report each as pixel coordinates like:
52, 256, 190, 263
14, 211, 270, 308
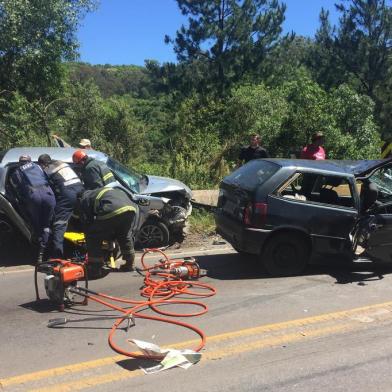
11, 155, 56, 263
72, 149, 115, 190
78, 187, 137, 272
37, 154, 84, 258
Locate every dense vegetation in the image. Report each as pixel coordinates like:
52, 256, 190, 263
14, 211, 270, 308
0, 0, 391, 189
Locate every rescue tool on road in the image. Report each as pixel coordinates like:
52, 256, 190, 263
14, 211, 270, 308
34, 231, 119, 310
34, 258, 88, 311
35, 248, 216, 361
136, 255, 207, 280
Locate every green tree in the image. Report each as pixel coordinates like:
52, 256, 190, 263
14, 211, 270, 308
263, 35, 313, 86
0, 92, 47, 149
57, 80, 106, 148
0, 0, 96, 100
101, 96, 148, 166
225, 82, 288, 157
166, 0, 287, 95
224, 72, 380, 160
312, 1, 392, 135
308, 8, 347, 89
277, 72, 380, 159
169, 94, 229, 188
328, 84, 380, 159
333, 0, 392, 100
67, 63, 154, 98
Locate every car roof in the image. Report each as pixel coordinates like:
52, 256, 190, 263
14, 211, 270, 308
263, 158, 388, 177
0, 147, 108, 166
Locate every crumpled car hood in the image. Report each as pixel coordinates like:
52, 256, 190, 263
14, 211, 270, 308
142, 175, 192, 199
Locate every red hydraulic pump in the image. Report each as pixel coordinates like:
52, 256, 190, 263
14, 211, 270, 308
35, 259, 88, 311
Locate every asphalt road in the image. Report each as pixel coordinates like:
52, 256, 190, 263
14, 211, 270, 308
2, 245, 392, 391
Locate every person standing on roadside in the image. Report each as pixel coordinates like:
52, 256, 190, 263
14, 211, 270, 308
72, 150, 115, 190
38, 154, 84, 258
301, 132, 326, 160
11, 155, 56, 263
78, 139, 93, 150
238, 134, 269, 165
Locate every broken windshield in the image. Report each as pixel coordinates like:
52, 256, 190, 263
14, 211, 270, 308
107, 158, 143, 193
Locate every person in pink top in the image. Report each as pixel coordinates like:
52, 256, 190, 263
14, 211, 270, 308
301, 132, 326, 160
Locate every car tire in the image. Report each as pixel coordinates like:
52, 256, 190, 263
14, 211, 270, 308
136, 221, 170, 249
262, 233, 310, 276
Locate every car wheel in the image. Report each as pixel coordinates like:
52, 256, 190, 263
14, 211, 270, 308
262, 233, 309, 276
136, 221, 170, 248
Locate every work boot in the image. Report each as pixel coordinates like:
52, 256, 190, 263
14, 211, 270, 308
119, 253, 135, 272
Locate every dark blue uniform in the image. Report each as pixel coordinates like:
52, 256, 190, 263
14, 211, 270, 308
44, 160, 84, 258
11, 162, 56, 251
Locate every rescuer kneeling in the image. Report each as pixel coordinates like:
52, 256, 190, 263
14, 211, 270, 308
77, 187, 138, 274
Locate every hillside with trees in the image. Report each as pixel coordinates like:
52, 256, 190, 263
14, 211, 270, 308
0, 0, 391, 189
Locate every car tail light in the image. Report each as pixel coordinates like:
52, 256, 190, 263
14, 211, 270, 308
243, 203, 252, 225
243, 202, 268, 227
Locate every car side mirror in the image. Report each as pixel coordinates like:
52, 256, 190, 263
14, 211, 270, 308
137, 198, 150, 206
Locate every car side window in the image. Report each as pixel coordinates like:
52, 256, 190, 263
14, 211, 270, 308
277, 173, 354, 208
368, 166, 392, 202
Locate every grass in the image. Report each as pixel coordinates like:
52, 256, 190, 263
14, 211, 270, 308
188, 208, 216, 236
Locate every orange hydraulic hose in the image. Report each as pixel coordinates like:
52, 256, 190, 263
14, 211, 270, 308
76, 248, 216, 360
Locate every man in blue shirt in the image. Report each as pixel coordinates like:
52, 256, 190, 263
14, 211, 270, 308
11, 155, 56, 263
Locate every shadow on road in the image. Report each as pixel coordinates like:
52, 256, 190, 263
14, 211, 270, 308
195, 252, 392, 284
117, 357, 157, 373
20, 299, 61, 313
5, 242, 392, 287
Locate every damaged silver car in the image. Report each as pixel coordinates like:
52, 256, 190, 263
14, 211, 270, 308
0, 147, 192, 249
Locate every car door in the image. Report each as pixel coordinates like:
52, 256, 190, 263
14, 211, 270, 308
356, 162, 392, 262
361, 213, 392, 262
272, 172, 358, 256
0, 191, 32, 242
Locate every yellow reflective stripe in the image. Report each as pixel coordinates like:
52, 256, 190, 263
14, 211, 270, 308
103, 172, 114, 182
94, 188, 112, 212
381, 142, 392, 158
96, 206, 136, 220
96, 188, 111, 201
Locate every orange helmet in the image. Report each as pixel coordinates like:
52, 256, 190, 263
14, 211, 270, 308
72, 149, 87, 164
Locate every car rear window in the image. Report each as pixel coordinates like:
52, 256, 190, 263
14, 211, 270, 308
224, 160, 280, 191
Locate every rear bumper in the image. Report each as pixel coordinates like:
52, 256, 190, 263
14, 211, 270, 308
215, 212, 270, 254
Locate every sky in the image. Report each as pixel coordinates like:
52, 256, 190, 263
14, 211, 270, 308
77, 0, 340, 66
